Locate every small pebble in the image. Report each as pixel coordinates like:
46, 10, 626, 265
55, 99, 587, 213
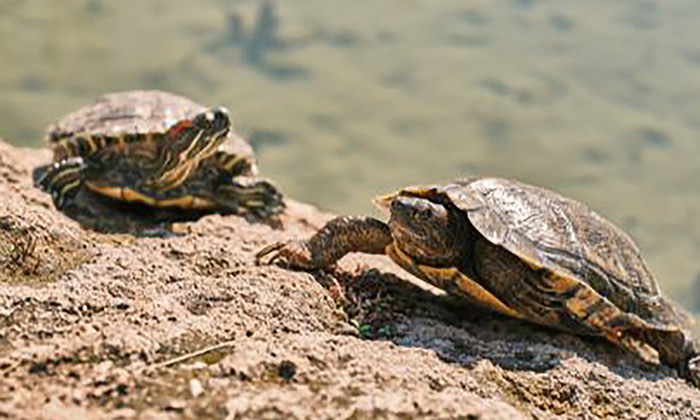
278, 360, 297, 381
189, 379, 204, 398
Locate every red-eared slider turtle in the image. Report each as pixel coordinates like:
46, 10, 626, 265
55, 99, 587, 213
35, 90, 284, 218
257, 177, 700, 384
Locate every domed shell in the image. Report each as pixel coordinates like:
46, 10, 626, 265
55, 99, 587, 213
395, 177, 684, 329
47, 90, 203, 140
46, 90, 256, 172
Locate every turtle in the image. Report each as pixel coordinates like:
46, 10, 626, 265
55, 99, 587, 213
34, 90, 284, 218
257, 177, 700, 385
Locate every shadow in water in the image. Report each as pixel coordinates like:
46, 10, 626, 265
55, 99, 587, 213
207, 1, 309, 81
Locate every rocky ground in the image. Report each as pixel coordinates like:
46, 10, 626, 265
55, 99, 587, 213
0, 139, 699, 419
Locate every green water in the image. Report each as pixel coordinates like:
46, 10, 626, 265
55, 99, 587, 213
1, 0, 699, 321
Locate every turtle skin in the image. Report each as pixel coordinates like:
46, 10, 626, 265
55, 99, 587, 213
34, 90, 283, 219
257, 177, 700, 385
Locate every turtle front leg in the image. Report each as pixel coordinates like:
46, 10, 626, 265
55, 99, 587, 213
33, 157, 86, 210
671, 338, 700, 387
256, 216, 392, 269
214, 176, 285, 218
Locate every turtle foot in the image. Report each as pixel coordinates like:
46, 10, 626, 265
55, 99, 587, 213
255, 240, 315, 269
218, 177, 285, 219
686, 355, 700, 387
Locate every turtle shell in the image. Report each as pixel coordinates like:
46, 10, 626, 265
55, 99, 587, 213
386, 177, 684, 331
35, 90, 288, 224
46, 90, 256, 174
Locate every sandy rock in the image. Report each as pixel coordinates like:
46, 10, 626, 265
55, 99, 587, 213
0, 139, 698, 419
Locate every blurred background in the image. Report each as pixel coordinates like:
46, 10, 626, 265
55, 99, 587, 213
1, 0, 699, 324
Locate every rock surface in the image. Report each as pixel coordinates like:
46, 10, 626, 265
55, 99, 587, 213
0, 139, 698, 419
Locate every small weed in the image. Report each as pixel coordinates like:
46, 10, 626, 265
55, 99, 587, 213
0, 216, 46, 277
323, 268, 403, 341
0, 215, 89, 284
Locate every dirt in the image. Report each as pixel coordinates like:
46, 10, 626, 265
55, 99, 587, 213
0, 139, 698, 420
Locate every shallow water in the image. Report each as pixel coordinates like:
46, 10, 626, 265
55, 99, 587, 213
1, 0, 699, 323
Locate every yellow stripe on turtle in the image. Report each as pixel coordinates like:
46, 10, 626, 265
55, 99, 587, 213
85, 181, 216, 209
84, 183, 157, 206
386, 243, 524, 320
543, 270, 665, 364
243, 200, 265, 208
59, 180, 82, 196
181, 130, 205, 160
158, 196, 216, 209
152, 162, 197, 191
54, 132, 124, 161
49, 165, 82, 184
54, 140, 76, 162
113, 133, 128, 149
142, 132, 156, 145
153, 132, 208, 189
217, 153, 248, 173
81, 134, 98, 154
219, 184, 270, 195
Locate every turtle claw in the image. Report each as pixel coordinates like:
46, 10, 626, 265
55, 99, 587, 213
687, 354, 700, 387
255, 240, 314, 269
255, 242, 286, 265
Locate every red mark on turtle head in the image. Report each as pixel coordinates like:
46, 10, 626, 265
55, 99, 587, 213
167, 119, 193, 140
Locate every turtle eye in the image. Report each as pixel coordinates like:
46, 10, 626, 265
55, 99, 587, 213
206, 108, 231, 132
414, 208, 432, 222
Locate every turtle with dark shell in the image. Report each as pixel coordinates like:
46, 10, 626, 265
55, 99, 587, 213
34, 90, 284, 220
257, 177, 700, 385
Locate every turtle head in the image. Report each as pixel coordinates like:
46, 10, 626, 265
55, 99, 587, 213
167, 107, 231, 161
153, 107, 232, 189
387, 195, 464, 265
